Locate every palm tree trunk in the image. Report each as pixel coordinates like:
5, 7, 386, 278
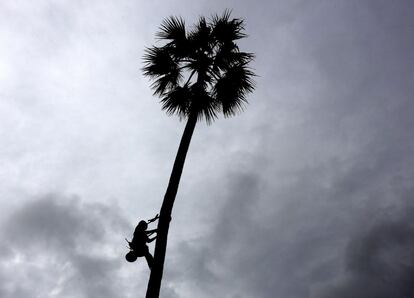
145, 110, 198, 298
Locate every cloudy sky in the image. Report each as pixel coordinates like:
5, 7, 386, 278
1, 0, 414, 297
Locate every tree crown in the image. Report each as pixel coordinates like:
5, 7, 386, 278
143, 10, 255, 123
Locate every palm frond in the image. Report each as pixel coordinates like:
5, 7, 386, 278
213, 42, 254, 71
143, 46, 178, 77
156, 17, 191, 60
213, 63, 255, 117
192, 90, 219, 124
151, 68, 182, 96
160, 85, 191, 117
188, 17, 212, 54
211, 10, 246, 43
157, 16, 186, 41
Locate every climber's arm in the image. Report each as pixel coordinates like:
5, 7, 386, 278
147, 214, 159, 223
146, 228, 157, 235
147, 235, 157, 243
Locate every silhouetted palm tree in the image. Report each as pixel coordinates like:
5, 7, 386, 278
142, 10, 255, 297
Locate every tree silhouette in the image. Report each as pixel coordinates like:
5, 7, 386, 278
142, 10, 255, 297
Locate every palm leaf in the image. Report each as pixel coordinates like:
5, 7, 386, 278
211, 10, 246, 43
150, 67, 182, 96
143, 47, 178, 77
157, 16, 186, 41
157, 17, 190, 59
160, 85, 191, 117
213, 43, 254, 71
192, 90, 218, 123
188, 17, 212, 54
214, 63, 255, 116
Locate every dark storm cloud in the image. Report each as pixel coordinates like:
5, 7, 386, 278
163, 172, 263, 297
0, 195, 130, 298
316, 204, 414, 298
168, 170, 340, 298
168, 143, 414, 298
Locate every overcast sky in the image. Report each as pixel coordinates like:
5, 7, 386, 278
1, 1, 414, 297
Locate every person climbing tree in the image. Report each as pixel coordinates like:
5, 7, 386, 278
125, 214, 159, 268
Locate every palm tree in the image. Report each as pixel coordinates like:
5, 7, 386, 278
142, 10, 255, 297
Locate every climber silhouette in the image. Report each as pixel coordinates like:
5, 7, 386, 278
125, 214, 159, 269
